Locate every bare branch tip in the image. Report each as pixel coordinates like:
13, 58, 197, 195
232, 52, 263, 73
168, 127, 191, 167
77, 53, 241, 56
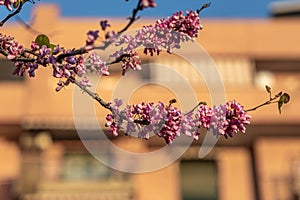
197, 2, 211, 14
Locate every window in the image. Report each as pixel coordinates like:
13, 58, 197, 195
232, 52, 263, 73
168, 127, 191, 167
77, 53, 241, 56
254, 59, 300, 90
255, 59, 300, 72
0, 59, 24, 81
62, 152, 128, 181
181, 160, 218, 200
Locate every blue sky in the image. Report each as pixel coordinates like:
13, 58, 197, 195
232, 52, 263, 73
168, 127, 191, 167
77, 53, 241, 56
2, 0, 279, 22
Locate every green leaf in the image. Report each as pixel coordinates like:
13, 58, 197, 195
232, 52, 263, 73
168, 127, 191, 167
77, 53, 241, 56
282, 93, 290, 104
278, 98, 283, 114
49, 44, 56, 51
13, 1, 20, 8
35, 34, 51, 48
278, 93, 290, 114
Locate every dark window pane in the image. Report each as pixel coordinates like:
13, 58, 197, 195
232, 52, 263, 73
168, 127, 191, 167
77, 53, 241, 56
255, 59, 300, 73
181, 160, 218, 200
62, 153, 110, 180
0, 59, 24, 81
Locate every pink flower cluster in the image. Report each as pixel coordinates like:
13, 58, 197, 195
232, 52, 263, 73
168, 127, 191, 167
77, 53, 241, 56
111, 36, 142, 75
105, 99, 251, 144
0, 34, 38, 78
157, 104, 183, 144
0, 34, 24, 60
0, 0, 17, 11
0, 34, 96, 91
100, 20, 111, 31
85, 30, 99, 50
86, 52, 109, 76
116, 50, 142, 75
197, 101, 251, 138
223, 100, 251, 137
31, 43, 90, 91
105, 99, 186, 144
156, 10, 203, 38
141, 0, 157, 8
111, 10, 203, 75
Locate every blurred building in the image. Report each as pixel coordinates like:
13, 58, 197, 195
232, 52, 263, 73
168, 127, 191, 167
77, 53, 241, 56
0, 3, 300, 200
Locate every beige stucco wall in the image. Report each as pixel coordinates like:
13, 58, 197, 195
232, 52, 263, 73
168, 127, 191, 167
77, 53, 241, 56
255, 138, 300, 200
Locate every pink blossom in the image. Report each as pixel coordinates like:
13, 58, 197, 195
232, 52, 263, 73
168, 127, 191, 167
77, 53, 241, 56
55, 78, 71, 92
100, 20, 111, 31
112, 10, 203, 75
111, 49, 141, 75
209, 104, 228, 137
30, 41, 39, 51
105, 99, 252, 144
157, 104, 183, 144
86, 52, 109, 76
207, 101, 251, 138
223, 100, 251, 138
0, 34, 24, 60
0, 35, 91, 91
0, 0, 17, 11
156, 10, 203, 38
195, 105, 212, 129
85, 30, 99, 50
141, 0, 157, 8
80, 76, 91, 88
105, 31, 118, 42
105, 114, 119, 136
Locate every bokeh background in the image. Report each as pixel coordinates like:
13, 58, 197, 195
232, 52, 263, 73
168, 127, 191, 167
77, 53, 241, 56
1, 1, 300, 200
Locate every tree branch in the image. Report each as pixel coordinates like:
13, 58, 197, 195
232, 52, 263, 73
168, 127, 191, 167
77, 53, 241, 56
56, 48, 87, 63
245, 92, 283, 112
96, 0, 143, 51
197, 2, 211, 14
245, 101, 278, 112
69, 76, 112, 111
54, 0, 145, 61
118, 0, 143, 35
14, 15, 43, 35
185, 101, 207, 115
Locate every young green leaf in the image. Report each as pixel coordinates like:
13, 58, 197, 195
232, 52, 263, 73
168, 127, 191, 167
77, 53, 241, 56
13, 0, 20, 8
278, 93, 290, 114
35, 34, 51, 48
278, 98, 283, 114
49, 44, 56, 51
282, 93, 290, 104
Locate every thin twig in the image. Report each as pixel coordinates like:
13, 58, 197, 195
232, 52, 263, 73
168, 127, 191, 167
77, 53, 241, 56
13, 57, 36, 62
185, 101, 207, 115
55, 0, 144, 62
197, 3, 211, 14
106, 54, 130, 65
56, 48, 87, 63
14, 15, 43, 35
70, 77, 112, 111
245, 94, 280, 112
118, 0, 143, 35
96, 0, 143, 51
24, 48, 39, 57
245, 101, 278, 112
